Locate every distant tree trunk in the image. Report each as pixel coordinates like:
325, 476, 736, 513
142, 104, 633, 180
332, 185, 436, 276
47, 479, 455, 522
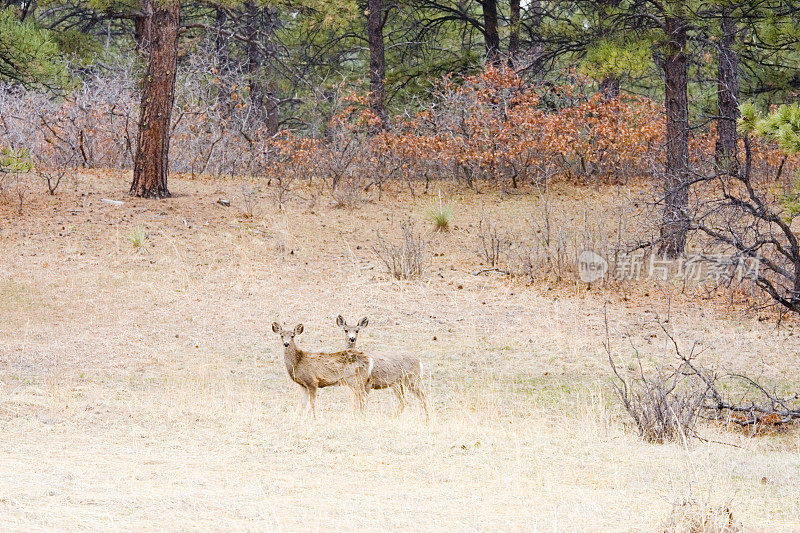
215, 7, 232, 114
598, 0, 621, 98
367, 0, 386, 123
244, 2, 279, 135
659, 12, 690, 257
130, 0, 179, 198
508, 0, 520, 64
481, 0, 500, 64
133, 1, 153, 54
244, 1, 264, 126
527, 0, 544, 75
264, 7, 280, 135
715, 9, 740, 176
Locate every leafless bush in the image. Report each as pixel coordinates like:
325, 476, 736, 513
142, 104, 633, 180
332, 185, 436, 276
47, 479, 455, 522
36, 145, 77, 195
691, 150, 800, 313
330, 172, 370, 208
38, 165, 71, 195
373, 221, 428, 279
609, 356, 708, 443
504, 199, 581, 282
605, 312, 710, 443
0, 43, 274, 178
239, 181, 260, 218
477, 216, 507, 267
490, 183, 637, 284
607, 312, 800, 443
317, 133, 374, 209
0, 174, 25, 215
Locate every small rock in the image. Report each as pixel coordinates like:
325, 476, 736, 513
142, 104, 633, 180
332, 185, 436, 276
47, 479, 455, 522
217, 199, 231, 207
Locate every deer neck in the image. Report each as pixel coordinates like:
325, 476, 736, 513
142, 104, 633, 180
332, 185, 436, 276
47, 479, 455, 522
283, 341, 303, 377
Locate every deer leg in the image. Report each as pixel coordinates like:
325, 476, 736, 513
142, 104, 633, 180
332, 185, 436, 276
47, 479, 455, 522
408, 379, 429, 422
354, 390, 366, 419
307, 386, 317, 419
298, 387, 310, 418
392, 383, 407, 414
349, 381, 367, 418
343, 374, 370, 418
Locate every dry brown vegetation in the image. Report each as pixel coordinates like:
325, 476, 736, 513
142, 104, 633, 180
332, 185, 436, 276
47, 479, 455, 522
1, 171, 799, 530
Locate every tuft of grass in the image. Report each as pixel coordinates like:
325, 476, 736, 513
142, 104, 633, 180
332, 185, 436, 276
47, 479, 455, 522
426, 193, 453, 231
127, 225, 147, 252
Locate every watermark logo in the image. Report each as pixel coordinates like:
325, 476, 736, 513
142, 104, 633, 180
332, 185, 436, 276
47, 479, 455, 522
578, 250, 609, 283
576, 249, 761, 284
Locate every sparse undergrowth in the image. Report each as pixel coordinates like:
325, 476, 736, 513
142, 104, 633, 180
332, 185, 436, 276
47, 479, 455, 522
373, 220, 428, 279
606, 312, 800, 444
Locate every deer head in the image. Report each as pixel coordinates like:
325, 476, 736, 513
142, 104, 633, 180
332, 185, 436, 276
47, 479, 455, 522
272, 322, 304, 349
336, 315, 368, 349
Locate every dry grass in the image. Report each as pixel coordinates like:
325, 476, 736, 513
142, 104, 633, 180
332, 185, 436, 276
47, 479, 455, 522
1, 171, 799, 530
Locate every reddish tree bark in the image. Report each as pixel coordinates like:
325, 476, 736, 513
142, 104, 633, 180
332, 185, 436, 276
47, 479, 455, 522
508, 0, 520, 63
130, 0, 179, 198
659, 12, 690, 257
367, 0, 386, 123
481, 0, 500, 64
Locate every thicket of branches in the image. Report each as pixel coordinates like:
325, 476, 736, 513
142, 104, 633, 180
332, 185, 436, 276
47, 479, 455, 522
606, 313, 800, 443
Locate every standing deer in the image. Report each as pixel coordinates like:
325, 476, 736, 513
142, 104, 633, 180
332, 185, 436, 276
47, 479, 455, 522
336, 315, 428, 419
272, 322, 373, 418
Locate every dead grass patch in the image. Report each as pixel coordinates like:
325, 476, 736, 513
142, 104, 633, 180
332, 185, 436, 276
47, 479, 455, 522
0, 172, 799, 529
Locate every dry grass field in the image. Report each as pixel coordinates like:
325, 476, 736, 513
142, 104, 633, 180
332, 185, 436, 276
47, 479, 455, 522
1, 171, 799, 531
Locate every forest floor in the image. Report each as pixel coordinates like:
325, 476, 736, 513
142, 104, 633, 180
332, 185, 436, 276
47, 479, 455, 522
1, 170, 798, 530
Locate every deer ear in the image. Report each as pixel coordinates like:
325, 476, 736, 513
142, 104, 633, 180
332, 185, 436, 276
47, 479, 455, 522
272, 322, 281, 333
294, 323, 304, 335
358, 317, 369, 329
336, 315, 345, 327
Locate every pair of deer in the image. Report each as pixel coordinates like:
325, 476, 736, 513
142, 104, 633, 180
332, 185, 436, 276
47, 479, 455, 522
272, 316, 428, 419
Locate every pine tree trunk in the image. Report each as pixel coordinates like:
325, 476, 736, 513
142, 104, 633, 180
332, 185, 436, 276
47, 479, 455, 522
481, 0, 500, 64
215, 7, 232, 115
599, 0, 621, 98
659, 12, 690, 258
264, 7, 280, 135
130, 0, 179, 199
133, 2, 153, 55
243, 2, 279, 135
245, 1, 264, 125
508, 0, 520, 64
715, 10, 739, 176
367, 0, 386, 123
527, 0, 544, 75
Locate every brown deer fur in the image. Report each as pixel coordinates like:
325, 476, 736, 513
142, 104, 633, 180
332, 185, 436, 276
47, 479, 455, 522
336, 316, 428, 419
272, 322, 373, 417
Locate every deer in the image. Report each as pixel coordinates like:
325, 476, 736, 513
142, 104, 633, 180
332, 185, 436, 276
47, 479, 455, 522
336, 315, 428, 419
272, 322, 373, 418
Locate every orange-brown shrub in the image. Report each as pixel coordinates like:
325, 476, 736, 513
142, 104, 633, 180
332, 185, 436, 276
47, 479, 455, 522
3, 63, 800, 198
262, 67, 670, 193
